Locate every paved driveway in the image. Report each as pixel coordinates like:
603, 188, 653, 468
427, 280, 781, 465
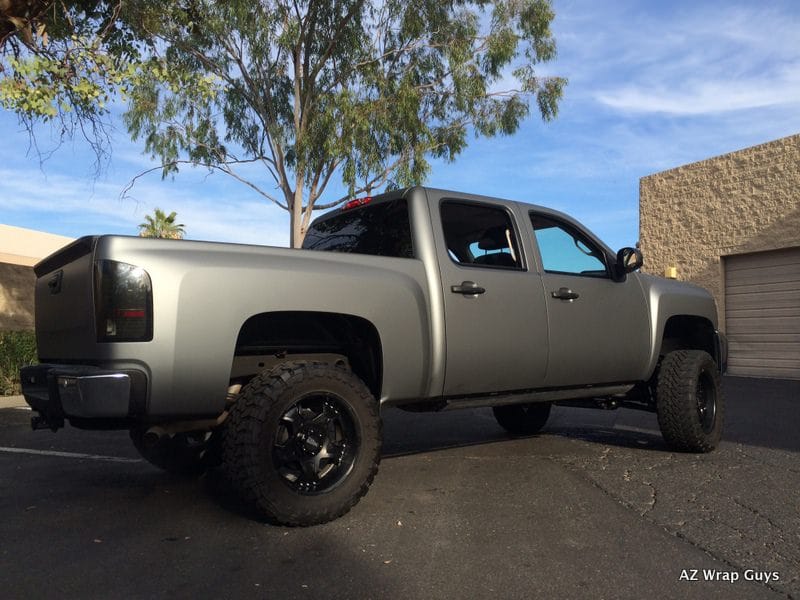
0, 376, 797, 599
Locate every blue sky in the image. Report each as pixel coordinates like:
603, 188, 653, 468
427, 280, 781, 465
1, 0, 799, 251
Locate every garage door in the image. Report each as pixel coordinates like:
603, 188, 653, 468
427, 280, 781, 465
724, 247, 800, 380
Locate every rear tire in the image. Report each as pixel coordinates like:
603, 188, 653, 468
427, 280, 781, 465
656, 350, 723, 452
222, 361, 381, 526
493, 402, 552, 436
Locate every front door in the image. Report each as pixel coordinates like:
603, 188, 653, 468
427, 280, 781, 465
529, 212, 650, 386
434, 199, 549, 396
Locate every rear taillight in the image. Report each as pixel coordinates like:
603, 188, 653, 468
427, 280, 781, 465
94, 260, 153, 342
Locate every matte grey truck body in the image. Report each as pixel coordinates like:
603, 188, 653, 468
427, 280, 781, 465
22, 186, 727, 525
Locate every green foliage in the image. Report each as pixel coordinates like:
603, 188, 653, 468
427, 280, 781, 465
138, 207, 186, 239
123, 0, 566, 246
0, 45, 133, 119
0, 330, 37, 396
0, 1, 143, 158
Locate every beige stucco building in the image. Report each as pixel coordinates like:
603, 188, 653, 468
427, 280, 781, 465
640, 133, 800, 380
0, 224, 73, 330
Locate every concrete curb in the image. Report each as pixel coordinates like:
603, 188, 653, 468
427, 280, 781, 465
0, 395, 28, 409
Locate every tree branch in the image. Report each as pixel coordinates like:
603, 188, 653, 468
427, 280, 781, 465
121, 160, 289, 211
307, 0, 365, 85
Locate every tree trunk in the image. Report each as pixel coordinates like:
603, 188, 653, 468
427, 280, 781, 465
290, 187, 305, 248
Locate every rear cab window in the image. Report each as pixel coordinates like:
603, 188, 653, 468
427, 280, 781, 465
440, 201, 524, 270
303, 197, 413, 258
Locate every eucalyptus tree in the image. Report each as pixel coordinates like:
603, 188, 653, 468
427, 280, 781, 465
124, 0, 565, 247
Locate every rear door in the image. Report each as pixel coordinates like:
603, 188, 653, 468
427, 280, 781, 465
432, 197, 549, 396
529, 212, 650, 386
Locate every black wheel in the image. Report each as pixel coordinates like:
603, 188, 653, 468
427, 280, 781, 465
493, 402, 552, 436
656, 350, 723, 452
222, 361, 381, 526
130, 428, 215, 476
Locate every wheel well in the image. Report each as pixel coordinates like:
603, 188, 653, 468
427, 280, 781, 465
659, 315, 715, 358
231, 311, 383, 399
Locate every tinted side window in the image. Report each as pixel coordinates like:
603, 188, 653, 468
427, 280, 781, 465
303, 199, 413, 258
441, 201, 522, 270
530, 214, 608, 277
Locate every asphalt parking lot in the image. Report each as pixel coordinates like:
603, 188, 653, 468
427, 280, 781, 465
1, 376, 798, 600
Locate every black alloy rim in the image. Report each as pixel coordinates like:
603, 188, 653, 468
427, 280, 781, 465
272, 393, 359, 495
696, 371, 717, 434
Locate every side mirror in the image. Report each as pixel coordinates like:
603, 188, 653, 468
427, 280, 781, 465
614, 247, 643, 280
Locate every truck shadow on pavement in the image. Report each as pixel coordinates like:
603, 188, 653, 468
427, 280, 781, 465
378, 406, 671, 459
378, 374, 800, 458
546, 425, 667, 452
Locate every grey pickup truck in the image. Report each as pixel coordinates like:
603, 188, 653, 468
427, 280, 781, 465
21, 186, 727, 525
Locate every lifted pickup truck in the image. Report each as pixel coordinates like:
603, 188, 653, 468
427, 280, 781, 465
21, 186, 727, 525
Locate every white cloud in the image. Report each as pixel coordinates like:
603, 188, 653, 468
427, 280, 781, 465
597, 72, 800, 115
578, 4, 800, 116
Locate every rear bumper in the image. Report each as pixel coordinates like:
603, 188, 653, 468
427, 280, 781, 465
20, 364, 146, 428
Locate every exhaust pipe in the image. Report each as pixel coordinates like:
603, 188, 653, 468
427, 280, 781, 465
142, 383, 239, 442
143, 426, 169, 447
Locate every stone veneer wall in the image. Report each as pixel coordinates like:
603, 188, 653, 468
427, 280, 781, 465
0, 262, 36, 330
639, 133, 800, 330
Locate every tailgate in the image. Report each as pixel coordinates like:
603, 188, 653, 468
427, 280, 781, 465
34, 236, 98, 360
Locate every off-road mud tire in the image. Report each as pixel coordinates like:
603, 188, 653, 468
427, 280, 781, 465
221, 361, 381, 526
656, 350, 723, 453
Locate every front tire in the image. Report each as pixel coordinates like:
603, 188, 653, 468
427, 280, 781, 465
222, 361, 381, 526
656, 350, 723, 452
493, 402, 552, 436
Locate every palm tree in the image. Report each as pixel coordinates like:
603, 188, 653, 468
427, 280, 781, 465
138, 208, 186, 239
